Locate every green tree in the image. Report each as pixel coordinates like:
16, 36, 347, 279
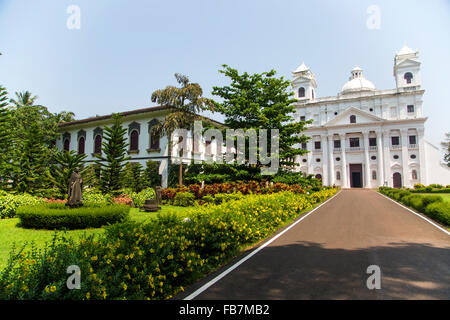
122, 162, 145, 192
0, 86, 12, 188
143, 160, 162, 188
95, 114, 130, 193
442, 132, 450, 167
212, 65, 311, 168
151, 73, 215, 186
48, 150, 87, 197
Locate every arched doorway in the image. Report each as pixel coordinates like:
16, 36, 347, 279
393, 172, 402, 188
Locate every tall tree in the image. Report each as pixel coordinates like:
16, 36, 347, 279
442, 132, 450, 167
95, 114, 130, 193
48, 150, 87, 197
212, 65, 311, 168
0, 86, 12, 188
151, 73, 215, 186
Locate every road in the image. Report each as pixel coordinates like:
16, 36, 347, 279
179, 189, 450, 300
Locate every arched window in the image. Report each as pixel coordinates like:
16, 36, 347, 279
372, 170, 377, 180
130, 130, 139, 151
336, 171, 341, 180
150, 130, 160, 150
350, 115, 356, 123
63, 138, 70, 151
94, 134, 102, 155
298, 87, 305, 98
404, 72, 413, 84
78, 136, 85, 155
412, 170, 418, 180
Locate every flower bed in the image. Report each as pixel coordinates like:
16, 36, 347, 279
0, 188, 337, 300
16, 203, 130, 230
379, 187, 449, 226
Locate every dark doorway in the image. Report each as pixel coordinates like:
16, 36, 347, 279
349, 164, 363, 188
393, 172, 402, 188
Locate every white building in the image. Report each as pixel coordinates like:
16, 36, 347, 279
293, 45, 450, 188
57, 106, 226, 188
57, 45, 450, 189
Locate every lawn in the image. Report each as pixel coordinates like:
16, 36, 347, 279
416, 193, 450, 203
0, 205, 191, 270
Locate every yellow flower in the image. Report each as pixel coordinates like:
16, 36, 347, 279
50, 286, 56, 293
86, 292, 90, 299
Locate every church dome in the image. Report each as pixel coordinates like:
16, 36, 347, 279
341, 67, 376, 94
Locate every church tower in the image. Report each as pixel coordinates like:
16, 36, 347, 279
292, 62, 317, 101
394, 45, 421, 90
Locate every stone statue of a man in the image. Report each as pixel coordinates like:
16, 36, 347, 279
67, 167, 83, 207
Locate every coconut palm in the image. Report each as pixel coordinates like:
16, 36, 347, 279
151, 73, 215, 186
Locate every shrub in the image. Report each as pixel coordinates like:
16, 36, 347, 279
16, 203, 130, 230
129, 188, 156, 208
0, 193, 45, 219
82, 188, 113, 205
379, 187, 448, 226
212, 192, 244, 205
173, 192, 195, 207
425, 202, 450, 225
0, 188, 337, 300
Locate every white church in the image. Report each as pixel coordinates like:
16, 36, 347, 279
293, 45, 450, 188
57, 45, 450, 188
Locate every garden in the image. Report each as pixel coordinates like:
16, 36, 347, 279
378, 184, 450, 227
0, 68, 337, 300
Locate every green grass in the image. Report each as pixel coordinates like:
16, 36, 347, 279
0, 205, 191, 270
415, 193, 450, 203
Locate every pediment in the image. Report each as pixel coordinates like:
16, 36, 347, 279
396, 58, 421, 68
325, 107, 384, 127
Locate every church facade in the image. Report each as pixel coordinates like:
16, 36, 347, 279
292, 45, 450, 188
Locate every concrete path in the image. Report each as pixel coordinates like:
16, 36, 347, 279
180, 189, 450, 300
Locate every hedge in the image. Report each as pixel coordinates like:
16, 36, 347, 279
16, 203, 130, 230
379, 187, 449, 226
0, 193, 45, 219
0, 188, 337, 300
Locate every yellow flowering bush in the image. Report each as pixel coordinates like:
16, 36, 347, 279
0, 189, 336, 300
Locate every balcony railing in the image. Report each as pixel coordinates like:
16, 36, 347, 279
347, 147, 361, 152
390, 145, 402, 150
333, 147, 342, 152
408, 144, 418, 149
369, 146, 377, 151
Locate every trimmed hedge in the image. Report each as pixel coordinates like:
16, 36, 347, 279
379, 187, 449, 226
16, 203, 130, 230
0, 189, 337, 300
0, 193, 45, 219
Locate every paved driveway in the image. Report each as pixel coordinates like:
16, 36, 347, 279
179, 189, 450, 300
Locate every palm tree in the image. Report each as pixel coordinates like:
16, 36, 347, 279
9, 91, 39, 108
151, 73, 215, 186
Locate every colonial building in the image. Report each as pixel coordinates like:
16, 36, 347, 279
293, 45, 450, 188
57, 106, 226, 188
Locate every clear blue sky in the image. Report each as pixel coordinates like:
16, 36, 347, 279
0, 0, 449, 148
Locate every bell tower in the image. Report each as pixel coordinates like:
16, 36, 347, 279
292, 62, 317, 101
394, 45, 421, 90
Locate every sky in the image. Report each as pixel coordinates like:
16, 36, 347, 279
0, 0, 449, 148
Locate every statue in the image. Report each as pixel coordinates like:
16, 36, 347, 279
66, 167, 83, 208
155, 186, 162, 205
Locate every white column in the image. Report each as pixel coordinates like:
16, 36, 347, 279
363, 130, 371, 188
401, 128, 409, 188
376, 129, 384, 187
417, 127, 427, 185
321, 135, 329, 186
340, 133, 349, 188
383, 130, 391, 187
307, 139, 313, 175
328, 134, 335, 186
